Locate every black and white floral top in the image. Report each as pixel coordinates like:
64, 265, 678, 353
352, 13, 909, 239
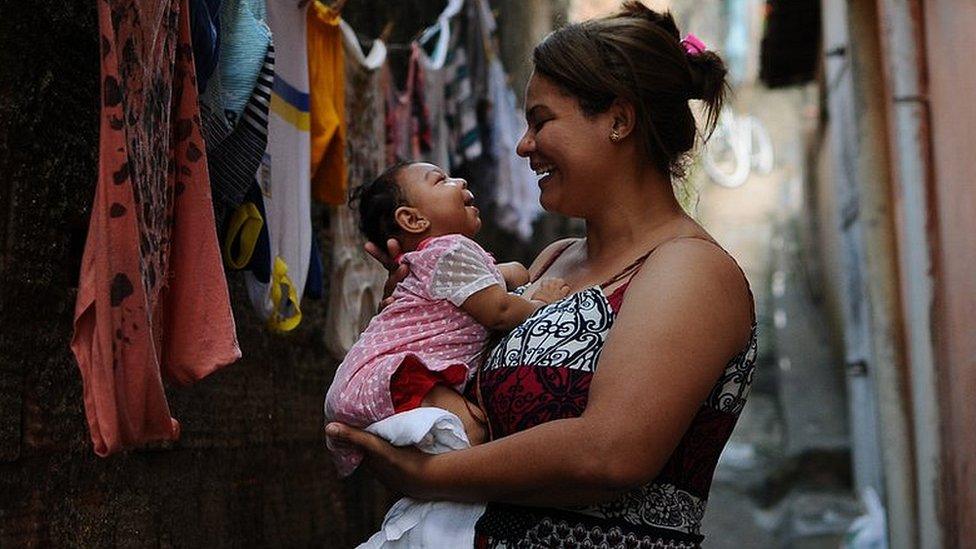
470, 238, 758, 548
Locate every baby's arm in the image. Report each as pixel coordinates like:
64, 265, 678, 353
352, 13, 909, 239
461, 277, 569, 331
495, 261, 530, 290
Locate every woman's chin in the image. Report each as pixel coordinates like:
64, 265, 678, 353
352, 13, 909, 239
539, 193, 559, 213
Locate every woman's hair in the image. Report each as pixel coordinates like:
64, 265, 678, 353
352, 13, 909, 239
349, 161, 417, 250
532, 1, 728, 179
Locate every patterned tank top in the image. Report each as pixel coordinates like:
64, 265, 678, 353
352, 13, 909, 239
471, 237, 758, 548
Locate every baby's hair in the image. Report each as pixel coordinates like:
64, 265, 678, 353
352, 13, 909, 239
349, 161, 419, 251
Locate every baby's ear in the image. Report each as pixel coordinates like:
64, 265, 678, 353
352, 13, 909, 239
394, 206, 430, 235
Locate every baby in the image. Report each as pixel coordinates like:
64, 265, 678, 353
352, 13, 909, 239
324, 161, 568, 477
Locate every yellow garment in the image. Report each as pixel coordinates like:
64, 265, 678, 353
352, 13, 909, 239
307, 3, 347, 205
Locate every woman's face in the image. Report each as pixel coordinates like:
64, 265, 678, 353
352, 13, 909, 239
517, 73, 615, 217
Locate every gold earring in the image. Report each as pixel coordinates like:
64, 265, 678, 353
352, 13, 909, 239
609, 128, 621, 143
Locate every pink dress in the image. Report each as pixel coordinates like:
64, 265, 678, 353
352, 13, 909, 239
324, 234, 504, 475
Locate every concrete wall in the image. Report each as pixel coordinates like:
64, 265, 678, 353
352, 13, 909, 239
921, 1, 976, 543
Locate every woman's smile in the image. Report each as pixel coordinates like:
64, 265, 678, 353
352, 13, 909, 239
531, 162, 558, 187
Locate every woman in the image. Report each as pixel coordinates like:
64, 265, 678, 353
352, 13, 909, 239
326, 3, 757, 547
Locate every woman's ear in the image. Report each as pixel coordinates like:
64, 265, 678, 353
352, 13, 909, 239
609, 98, 637, 141
394, 206, 430, 235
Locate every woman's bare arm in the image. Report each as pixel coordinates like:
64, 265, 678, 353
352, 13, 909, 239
326, 240, 753, 507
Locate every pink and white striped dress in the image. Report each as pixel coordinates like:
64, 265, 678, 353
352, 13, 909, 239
324, 234, 504, 476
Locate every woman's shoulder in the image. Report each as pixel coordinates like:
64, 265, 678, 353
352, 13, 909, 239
624, 236, 754, 347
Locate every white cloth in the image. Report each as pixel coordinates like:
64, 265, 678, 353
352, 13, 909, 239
356, 408, 486, 549
416, 0, 460, 170
245, 0, 312, 328
487, 57, 542, 242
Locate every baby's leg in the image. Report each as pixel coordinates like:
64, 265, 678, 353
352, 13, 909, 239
422, 385, 488, 446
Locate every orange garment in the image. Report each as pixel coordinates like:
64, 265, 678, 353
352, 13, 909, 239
307, 2, 347, 205
71, 0, 241, 457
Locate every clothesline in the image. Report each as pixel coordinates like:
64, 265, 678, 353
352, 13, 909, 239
74, 0, 544, 458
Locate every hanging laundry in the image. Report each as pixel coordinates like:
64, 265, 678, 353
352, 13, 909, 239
216, 0, 271, 123
307, 2, 348, 205
245, 0, 313, 332
443, 0, 490, 170
306, 232, 325, 300
231, 181, 272, 284
416, 0, 462, 170
486, 57, 541, 241
323, 20, 389, 359
216, 37, 274, 289
189, 0, 221, 93
205, 43, 274, 229
476, 1, 542, 241
385, 44, 432, 164
72, 0, 241, 457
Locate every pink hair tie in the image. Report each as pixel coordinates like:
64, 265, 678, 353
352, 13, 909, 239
680, 33, 707, 56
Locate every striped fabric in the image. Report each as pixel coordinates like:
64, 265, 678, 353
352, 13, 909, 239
269, 73, 311, 131
202, 43, 274, 225
217, 0, 271, 120
443, 3, 483, 169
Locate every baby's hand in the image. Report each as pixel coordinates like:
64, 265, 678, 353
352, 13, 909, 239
529, 277, 570, 304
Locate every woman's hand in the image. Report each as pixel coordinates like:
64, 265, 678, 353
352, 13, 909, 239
364, 238, 409, 311
325, 422, 436, 498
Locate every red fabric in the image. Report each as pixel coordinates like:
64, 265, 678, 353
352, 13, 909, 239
71, 0, 240, 457
390, 356, 467, 413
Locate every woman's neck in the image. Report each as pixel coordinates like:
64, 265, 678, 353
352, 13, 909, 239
582, 169, 691, 263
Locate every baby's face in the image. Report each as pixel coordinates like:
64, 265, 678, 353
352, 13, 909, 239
398, 163, 481, 238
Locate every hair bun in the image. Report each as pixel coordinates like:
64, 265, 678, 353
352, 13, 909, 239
618, 1, 680, 40
685, 49, 728, 134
